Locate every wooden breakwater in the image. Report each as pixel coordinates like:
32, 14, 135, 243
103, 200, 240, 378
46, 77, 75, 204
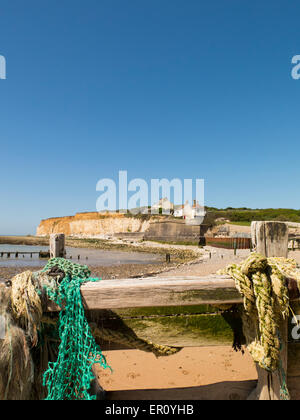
0, 251, 50, 259
205, 236, 252, 249
43, 222, 300, 400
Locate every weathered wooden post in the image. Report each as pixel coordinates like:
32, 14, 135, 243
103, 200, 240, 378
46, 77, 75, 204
251, 221, 288, 258
249, 221, 289, 400
234, 240, 237, 256
50, 234, 66, 259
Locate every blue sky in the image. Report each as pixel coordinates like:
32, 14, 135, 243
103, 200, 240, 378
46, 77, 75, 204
1, 0, 300, 234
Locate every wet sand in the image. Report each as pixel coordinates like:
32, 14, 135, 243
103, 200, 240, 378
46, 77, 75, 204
0, 261, 176, 282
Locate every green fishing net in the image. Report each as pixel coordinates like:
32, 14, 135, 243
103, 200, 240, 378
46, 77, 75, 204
43, 257, 91, 279
41, 258, 111, 400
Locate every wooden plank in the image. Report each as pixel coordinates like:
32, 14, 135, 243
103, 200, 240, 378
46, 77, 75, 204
46, 273, 300, 313
47, 275, 242, 312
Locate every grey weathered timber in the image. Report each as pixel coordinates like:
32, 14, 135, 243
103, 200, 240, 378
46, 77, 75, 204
251, 221, 289, 258
49, 234, 66, 259
249, 221, 289, 401
47, 275, 242, 312
47, 273, 300, 313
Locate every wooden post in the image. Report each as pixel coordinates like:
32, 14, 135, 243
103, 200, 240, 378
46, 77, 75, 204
251, 221, 288, 258
50, 234, 66, 259
249, 221, 289, 400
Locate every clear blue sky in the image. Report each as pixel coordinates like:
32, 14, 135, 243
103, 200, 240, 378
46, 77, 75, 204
1, 0, 300, 234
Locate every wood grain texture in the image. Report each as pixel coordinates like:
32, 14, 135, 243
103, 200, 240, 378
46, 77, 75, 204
251, 221, 289, 258
249, 221, 289, 400
47, 275, 243, 311
47, 274, 300, 313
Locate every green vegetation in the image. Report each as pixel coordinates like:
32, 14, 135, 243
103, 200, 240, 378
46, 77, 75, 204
204, 207, 300, 226
229, 221, 252, 227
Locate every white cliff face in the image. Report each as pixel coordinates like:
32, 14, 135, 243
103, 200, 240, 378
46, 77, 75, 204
36, 213, 150, 238
69, 218, 150, 237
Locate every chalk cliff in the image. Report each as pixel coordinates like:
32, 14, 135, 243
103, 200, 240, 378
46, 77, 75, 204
36, 212, 150, 237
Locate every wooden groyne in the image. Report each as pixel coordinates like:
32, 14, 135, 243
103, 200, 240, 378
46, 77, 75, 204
2, 223, 300, 400
44, 222, 300, 400
0, 251, 50, 259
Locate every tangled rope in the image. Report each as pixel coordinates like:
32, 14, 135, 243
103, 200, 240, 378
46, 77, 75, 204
10, 271, 43, 347
219, 253, 300, 400
219, 254, 300, 371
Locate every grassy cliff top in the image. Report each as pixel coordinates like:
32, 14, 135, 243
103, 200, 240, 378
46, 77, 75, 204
204, 207, 300, 226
